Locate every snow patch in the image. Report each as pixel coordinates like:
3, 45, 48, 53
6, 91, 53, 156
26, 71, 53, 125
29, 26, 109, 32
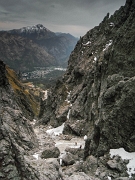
107, 176, 111, 180
33, 153, 39, 160
65, 91, 71, 104
110, 148, 135, 178
82, 41, 91, 46
54, 67, 66, 71
84, 135, 88, 141
42, 90, 48, 101
46, 123, 65, 136
31, 119, 36, 125
103, 40, 113, 51
67, 109, 71, 120
65, 90, 72, 119
93, 57, 97, 62
70, 145, 84, 149
109, 22, 114, 27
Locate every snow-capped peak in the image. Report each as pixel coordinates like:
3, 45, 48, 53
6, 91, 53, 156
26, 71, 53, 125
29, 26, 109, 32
20, 24, 51, 33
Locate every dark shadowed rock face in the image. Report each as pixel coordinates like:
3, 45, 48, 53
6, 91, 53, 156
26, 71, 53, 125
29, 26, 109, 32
40, 0, 135, 159
0, 60, 39, 179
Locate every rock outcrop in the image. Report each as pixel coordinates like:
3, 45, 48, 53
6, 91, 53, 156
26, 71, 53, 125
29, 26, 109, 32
6, 64, 40, 119
40, 0, 135, 178
0, 59, 40, 179
41, 146, 60, 159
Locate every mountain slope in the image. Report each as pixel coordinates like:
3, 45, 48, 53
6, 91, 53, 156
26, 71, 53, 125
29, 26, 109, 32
0, 59, 39, 179
37, 32, 78, 66
0, 59, 74, 180
40, 0, 135, 160
6, 65, 40, 117
5, 24, 78, 70
0, 32, 56, 72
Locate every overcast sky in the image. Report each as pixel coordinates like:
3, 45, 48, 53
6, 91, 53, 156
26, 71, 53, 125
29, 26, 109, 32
0, 0, 126, 37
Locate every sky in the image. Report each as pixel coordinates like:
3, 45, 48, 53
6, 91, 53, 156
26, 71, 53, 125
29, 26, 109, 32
0, 0, 126, 37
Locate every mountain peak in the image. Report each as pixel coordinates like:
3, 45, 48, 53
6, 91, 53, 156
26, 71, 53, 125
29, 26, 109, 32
8, 24, 56, 40
19, 24, 52, 34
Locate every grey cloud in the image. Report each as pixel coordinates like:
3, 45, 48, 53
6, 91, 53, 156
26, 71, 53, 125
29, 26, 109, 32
0, 0, 126, 37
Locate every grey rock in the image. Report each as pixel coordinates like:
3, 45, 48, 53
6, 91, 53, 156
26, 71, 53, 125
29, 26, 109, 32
107, 160, 122, 171
0, 60, 39, 179
41, 146, 60, 159
63, 119, 89, 136
83, 155, 98, 176
65, 147, 84, 159
38, 1, 135, 178
66, 172, 94, 180
60, 152, 76, 166
40, 0, 135, 160
1, 0, 135, 179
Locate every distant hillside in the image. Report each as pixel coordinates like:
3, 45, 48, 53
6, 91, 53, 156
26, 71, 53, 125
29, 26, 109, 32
41, 32, 78, 66
8, 24, 78, 66
0, 31, 56, 72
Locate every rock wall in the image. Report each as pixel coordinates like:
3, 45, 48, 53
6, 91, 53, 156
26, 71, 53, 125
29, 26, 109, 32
0, 60, 39, 179
40, 0, 135, 158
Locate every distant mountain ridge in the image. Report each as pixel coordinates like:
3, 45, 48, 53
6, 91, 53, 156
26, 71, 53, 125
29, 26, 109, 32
0, 24, 78, 72
0, 31, 56, 72
8, 24, 56, 40
8, 24, 78, 66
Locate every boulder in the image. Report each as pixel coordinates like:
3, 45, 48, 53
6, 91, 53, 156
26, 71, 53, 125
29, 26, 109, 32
65, 147, 84, 159
41, 146, 60, 159
60, 152, 76, 166
107, 155, 128, 173
63, 120, 88, 136
83, 155, 98, 176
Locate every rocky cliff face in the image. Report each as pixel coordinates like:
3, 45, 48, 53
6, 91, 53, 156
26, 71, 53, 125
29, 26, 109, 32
40, 0, 135, 159
0, 60, 39, 179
